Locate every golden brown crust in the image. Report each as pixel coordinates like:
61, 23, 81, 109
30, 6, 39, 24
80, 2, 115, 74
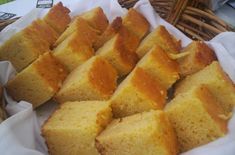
156, 25, 181, 53
123, 8, 150, 39
196, 85, 228, 133
88, 58, 117, 97
137, 45, 180, 89
33, 52, 68, 91
136, 25, 181, 58
179, 41, 217, 76
131, 67, 166, 108
54, 17, 98, 47
44, 2, 71, 34
81, 7, 108, 34
94, 17, 123, 50
114, 34, 139, 68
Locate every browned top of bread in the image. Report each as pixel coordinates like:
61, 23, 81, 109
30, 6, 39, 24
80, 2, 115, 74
33, 52, 68, 91
123, 8, 150, 39
88, 57, 117, 96
132, 67, 166, 108
81, 7, 108, 34
44, 2, 71, 34
150, 45, 179, 73
179, 41, 217, 76
54, 17, 98, 47
94, 17, 123, 50
28, 19, 59, 47
155, 25, 181, 53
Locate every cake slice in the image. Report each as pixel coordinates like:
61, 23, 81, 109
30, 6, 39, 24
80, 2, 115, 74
178, 41, 217, 77
175, 61, 235, 114
96, 110, 178, 155
53, 30, 94, 72
137, 45, 180, 89
80, 7, 108, 34
136, 25, 181, 58
6, 52, 68, 108
110, 67, 167, 118
44, 2, 71, 34
54, 17, 98, 47
122, 8, 150, 40
96, 32, 139, 76
55, 56, 117, 103
165, 85, 228, 152
0, 20, 53, 72
42, 101, 112, 155
94, 17, 122, 50
30, 19, 59, 48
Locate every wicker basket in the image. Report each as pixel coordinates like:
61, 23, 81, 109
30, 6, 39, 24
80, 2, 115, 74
119, 0, 234, 40
0, 0, 233, 40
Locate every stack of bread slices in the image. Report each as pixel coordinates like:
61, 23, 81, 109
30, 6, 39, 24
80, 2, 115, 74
0, 2, 235, 155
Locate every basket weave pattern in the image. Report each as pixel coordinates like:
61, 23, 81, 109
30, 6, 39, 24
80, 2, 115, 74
119, 0, 233, 40
0, 0, 233, 40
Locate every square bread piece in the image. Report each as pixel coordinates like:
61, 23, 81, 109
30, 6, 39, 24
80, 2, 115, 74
96, 110, 178, 155
44, 2, 71, 34
53, 29, 94, 72
110, 67, 167, 118
137, 45, 180, 89
55, 56, 117, 103
178, 41, 217, 77
166, 85, 227, 152
94, 17, 123, 50
80, 7, 109, 34
96, 32, 139, 76
175, 61, 235, 114
6, 52, 68, 108
122, 8, 150, 40
136, 25, 181, 58
0, 20, 56, 72
54, 17, 98, 47
30, 19, 59, 48
42, 101, 112, 155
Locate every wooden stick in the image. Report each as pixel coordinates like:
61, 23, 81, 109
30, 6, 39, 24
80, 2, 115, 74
186, 6, 228, 28
176, 24, 204, 40
184, 10, 227, 32
181, 14, 222, 34
178, 21, 211, 40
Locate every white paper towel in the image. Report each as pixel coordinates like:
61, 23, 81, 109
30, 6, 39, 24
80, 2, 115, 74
0, 0, 235, 155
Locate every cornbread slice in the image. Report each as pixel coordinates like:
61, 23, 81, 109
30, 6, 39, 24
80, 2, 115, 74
96, 110, 178, 155
96, 32, 139, 76
122, 8, 150, 39
94, 17, 123, 50
81, 7, 108, 34
136, 25, 181, 58
54, 17, 98, 47
42, 101, 112, 155
30, 19, 59, 48
175, 61, 235, 114
178, 41, 217, 77
6, 52, 68, 108
165, 85, 227, 152
137, 45, 180, 89
110, 67, 167, 118
56, 56, 117, 103
44, 2, 71, 34
53, 30, 94, 72
0, 20, 53, 71
118, 25, 140, 53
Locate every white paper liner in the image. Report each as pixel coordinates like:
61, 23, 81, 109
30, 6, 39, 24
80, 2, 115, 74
0, 0, 235, 154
